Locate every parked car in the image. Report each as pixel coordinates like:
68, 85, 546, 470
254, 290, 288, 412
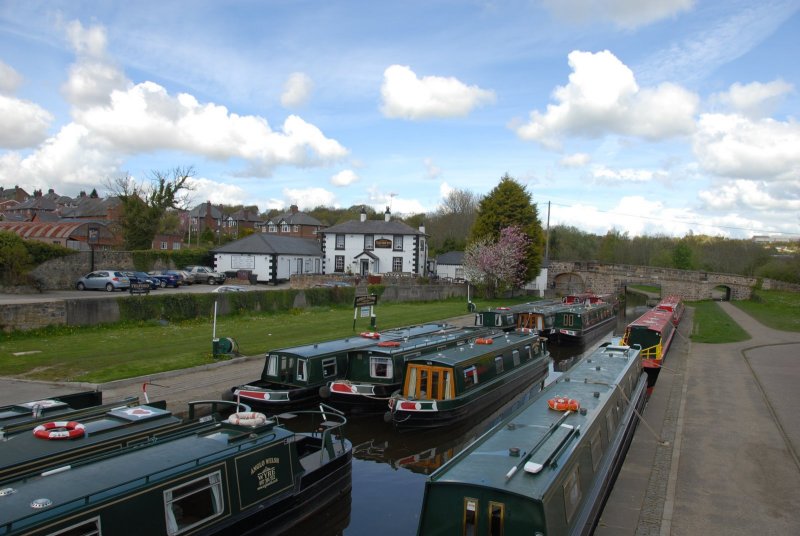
75, 270, 130, 292
211, 285, 247, 293
183, 265, 227, 285
148, 270, 183, 287
123, 271, 160, 290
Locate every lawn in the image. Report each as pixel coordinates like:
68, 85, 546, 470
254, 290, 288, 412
689, 300, 750, 343
733, 289, 800, 332
0, 295, 536, 383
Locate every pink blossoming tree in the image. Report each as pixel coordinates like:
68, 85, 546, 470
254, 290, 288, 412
464, 225, 531, 298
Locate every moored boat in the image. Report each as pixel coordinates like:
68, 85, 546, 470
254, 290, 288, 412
321, 326, 497, 414
415, 341, 647, 535
554, 301, 617, 344
385, 331, 550, 430
621, 295, 683, 393
0, 390, 104, 429
473, 300, 561, 334
228, 323, 453, 413
0, 401, 352, 536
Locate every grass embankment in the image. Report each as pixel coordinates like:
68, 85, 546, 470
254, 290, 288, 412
0, 296, 533, 383
689, 301, 750, 343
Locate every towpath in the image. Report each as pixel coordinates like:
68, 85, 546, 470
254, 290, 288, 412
597, 302, 800, 535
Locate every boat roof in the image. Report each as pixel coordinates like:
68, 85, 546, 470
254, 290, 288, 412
405, 331, 540, 367
627, 308, 673, 332
0, 420, 294, 529
492, 299, 560, 314
268, 323, 450, 358
557, 301, 614, 316
656, 295, 682, 312
358, 326, 493, 356
427, 343, 641, 498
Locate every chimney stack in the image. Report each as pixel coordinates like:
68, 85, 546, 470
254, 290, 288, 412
360, 207, 367, 223
384, 206, 391, 222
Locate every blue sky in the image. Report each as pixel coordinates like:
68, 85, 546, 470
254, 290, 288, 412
1, 0, 798, 239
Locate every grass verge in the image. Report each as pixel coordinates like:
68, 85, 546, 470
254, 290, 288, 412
732, 289, 800, 332
689, 300, 750, 343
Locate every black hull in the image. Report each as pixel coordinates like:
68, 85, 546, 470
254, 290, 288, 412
557, 314, 617, 345
391, 359, 549, 430
325, 384, 398, 415
232, 382, 324, 413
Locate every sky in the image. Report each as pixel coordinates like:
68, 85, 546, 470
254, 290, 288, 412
1, 0, 798, 240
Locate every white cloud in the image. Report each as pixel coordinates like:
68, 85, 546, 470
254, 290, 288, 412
331, 169, 358, 186
424, 157, 442, 179
560, 153, 591, 167
185, 176, 250, 207
282, 186, 337, 210
698, 179, 800, 211
0, 60, 23, 95
380, 65, 496, 120
590, 165, 663, 184
514, 50, 698, 149
541, 0, 694, 29
281, 72, 313, 108
712, 79, 793, 119
693, 113, 800, 181
0, 94, 54, 149
439, 182, 454, 200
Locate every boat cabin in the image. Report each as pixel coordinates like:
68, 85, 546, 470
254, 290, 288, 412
554, 302, 617, 343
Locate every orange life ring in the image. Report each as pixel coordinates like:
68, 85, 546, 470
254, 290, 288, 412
475, 337, 494, 345
33, 421, 85, 440
360, 332, 380, 339
227, 412, 268, 427
548, 397, 580, 412
377, 341, 401, 347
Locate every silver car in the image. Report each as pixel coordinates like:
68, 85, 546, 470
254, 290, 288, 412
75, 270, 131, 292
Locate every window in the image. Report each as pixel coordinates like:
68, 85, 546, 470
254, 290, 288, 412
494, 356, 504, 374
488, 502, 505, 536
335, 255, 345, 273
463, 366, 478, 388
562, 467, 582, 523
370, 357, 393, 378
322, 357, 337, 377
293, 225, 299, 232
281, 223, 290, 233
268, 224, 277, 232
393, 235, 403, 251
164, 472, 224, 535
512, 350, 520, 366
50, 517, 101, 536
297, 359, 307, 381
463, 498, 478, 536
173, 242, 181, 250
392, 257, 403, 272
335, 234, 345, 249
160, 241, 168, 250
364, 234, 374, 250
267, 355, 278, 376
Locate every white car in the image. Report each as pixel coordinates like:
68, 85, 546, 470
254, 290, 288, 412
212, 285, 247, 293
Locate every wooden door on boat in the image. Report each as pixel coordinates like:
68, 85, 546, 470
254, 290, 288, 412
404, 365, 454, 401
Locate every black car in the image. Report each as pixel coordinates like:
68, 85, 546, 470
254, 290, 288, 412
147, 271, 182, 288
123, 271, 160, 290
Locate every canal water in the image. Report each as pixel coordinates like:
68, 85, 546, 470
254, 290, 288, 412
284, 292, 651, 536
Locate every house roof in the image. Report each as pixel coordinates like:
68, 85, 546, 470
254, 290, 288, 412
268, 211, 323, 227
211, 233, 322, 256
0, 221, 114, 242
353, 250, 379, 260
322, 219, 424, 236
436, 251, 465, 265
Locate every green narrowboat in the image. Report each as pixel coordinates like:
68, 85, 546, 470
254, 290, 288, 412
416, 341, 647, 536
554, 302, 617, 344
385, 331, 550, 430
229, 323, 452, 413
321, 326, 498, 414
0, 401, 351, 536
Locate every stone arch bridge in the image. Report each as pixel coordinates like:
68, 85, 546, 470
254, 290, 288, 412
546, 261, 758, 301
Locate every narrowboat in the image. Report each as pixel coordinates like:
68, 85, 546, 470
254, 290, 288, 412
621, 296, 683, 393
0, 400, 352, 536
514, 301, 576, 338
473, 300, 560, 334
0, 390, 104, 429
320, 326, 498, 414
554, 301, 617, 344
228, 323, 453, 413
416, 341, 647, 536
385, 331, 550, 430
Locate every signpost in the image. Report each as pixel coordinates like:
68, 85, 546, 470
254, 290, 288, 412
353, 294, 378, 331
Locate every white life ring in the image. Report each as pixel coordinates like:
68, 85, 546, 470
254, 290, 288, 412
33, 421, 85, 440
227, 412, 268, 427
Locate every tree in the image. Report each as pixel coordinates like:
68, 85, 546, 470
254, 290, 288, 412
469, 175, 544, 282
463, 225, 531, 298
672, 240, 694, 270
108, 167, 194, 250
425, 188, 480, 255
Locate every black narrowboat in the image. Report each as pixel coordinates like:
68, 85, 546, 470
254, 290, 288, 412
229, 323, 452, 413
416, 341, 647, 536
385, 331, 550, 430
554, 301, 617, 344
0, 390, 104, 429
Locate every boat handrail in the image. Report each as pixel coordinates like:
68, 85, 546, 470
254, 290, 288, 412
187, 399, 251, 420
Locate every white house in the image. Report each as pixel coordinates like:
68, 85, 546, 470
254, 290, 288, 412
320, 207, 428, 276
212, 233, 323, 284
434, 251, 465, 281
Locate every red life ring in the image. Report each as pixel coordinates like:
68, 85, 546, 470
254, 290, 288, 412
548, 397, 580, 412
33, 421, 85, 440
227, 412, 268, 427
377, 341, 401, 347
360, 332, 380, 339
475, 337, 494, 345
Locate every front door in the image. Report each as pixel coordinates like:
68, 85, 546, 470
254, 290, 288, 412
360, 259, 369, 276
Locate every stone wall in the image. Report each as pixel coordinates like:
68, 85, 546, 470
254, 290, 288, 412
0, 302, 67, 332
29, 250, 175, 290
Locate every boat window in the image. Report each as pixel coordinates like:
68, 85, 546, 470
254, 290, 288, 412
444, 370, 453, 400
405, 367, 418, 396
563, 314, 575, 327
48, 517, 101, 536
605, 408, 617, 439
524, 345, 531, 360
463, 366, 478, 389
488, 502, 505, 536
494, 356, 504, 374
266, 355, 278, 377
164, 471, 224, 535
475, 313, 485, 327
512, 349, 520, 366
463, 497, 479, 536
590, 430, 603, 471
296, 359, 307, 381
563, 466, 582, 523
370, 357, 393, 379
322, 357, 337, 377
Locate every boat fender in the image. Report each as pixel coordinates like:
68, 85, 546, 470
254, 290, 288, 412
319, 385, 331, 398
383, 411, 393, 424
227, 412, 268, 427
360, 332, 380, 339
547, 397, 580, 412
377, 341, 401, 347
33, 421, 86, 440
